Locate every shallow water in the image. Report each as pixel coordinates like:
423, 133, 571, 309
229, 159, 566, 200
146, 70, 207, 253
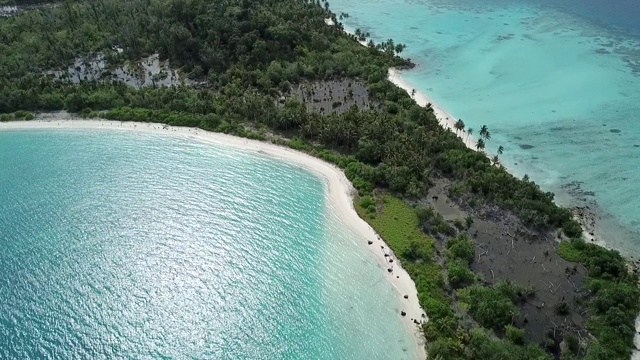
0, 130, 419, 359
331, 0, 640, 254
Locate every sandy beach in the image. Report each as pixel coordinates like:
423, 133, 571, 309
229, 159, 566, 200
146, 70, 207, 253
0, 117, 427, 358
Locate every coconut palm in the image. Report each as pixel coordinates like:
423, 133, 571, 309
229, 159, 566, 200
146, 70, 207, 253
454, 119, 465, 135
479, 125, 491, 141
466, 127, 473, 142
497, 145, 504, 156
492, 155, 500, 166
476, 138, 485, 151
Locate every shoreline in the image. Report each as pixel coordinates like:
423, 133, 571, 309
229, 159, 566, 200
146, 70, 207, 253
334, 20, 477, 151
0, 117, 428, 359
385, 55, 640, 360
387, 69, 477, 151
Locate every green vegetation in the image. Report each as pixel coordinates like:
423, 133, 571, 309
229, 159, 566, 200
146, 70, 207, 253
446, 235, 475, 264
468, 328, 551, 360
416, 205, 456, 236
505, 325, 525, 345
467, 284, 519, 330
357, 195, 551, 359
559, 239, 640, 359
2, 0, 638, 358
355, 195, 460, 355
1, 110, 34, 121
1, 0, 581, 238
445, 235, 475, 288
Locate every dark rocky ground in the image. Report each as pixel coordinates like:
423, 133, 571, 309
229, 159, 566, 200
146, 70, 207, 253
288, 79, 374, 114
426, 178, 588, 349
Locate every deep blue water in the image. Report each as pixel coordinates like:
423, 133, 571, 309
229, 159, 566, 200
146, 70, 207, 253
0, 130, 420, 359
331, 0, 640, 254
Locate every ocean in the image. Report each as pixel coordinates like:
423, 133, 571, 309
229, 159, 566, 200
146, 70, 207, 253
0, 129, 420, 359
330, 0, 640, 254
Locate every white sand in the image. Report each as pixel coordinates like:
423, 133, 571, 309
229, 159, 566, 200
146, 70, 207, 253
0, 117, 427, 359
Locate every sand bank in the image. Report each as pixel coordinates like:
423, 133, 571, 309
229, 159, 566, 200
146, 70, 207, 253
0, 117, 427, 359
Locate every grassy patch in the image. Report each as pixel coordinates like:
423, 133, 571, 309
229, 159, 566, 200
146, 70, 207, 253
357, 194, 435, 259
557, 240, 583, 262
355, 194, 463, 349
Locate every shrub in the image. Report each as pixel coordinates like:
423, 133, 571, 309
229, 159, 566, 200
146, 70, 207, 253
468, 285, 518, 329
446, 235, 475, 264
505, 325, 525, 345
555, 301, 569, 315
447, 259, 475, 287
359, 196, 376, 213
416, 205, 456, 236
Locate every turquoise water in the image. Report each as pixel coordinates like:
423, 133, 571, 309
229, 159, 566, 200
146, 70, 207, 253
0, 130, 419, 359
331, 0, 640, 253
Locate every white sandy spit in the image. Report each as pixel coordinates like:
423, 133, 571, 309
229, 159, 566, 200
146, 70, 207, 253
0, 117, 427, 359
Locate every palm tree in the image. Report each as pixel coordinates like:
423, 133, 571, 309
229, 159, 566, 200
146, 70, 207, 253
479, 125, 491, 141
497, 145, 504, 156
466, 127, 473, 142
454, 119, 465, 135
475, 138, 485, 151
492, 155, 500, 166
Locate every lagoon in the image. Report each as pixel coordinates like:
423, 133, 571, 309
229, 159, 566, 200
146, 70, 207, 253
0, 127, 422, 359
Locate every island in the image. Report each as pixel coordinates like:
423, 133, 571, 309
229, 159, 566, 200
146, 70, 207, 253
1, 0, 638, 358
